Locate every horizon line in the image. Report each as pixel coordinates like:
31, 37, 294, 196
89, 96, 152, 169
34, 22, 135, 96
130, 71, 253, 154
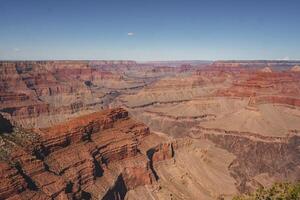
1, 59, 300, 62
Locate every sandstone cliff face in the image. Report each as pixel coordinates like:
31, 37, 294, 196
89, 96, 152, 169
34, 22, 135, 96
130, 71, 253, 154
0, 108, 154, 200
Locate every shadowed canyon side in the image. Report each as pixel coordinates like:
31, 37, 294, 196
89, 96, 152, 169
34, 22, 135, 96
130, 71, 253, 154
0, 60, 300, 200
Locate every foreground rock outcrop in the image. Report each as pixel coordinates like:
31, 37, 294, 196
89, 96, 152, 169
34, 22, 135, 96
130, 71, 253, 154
0, 108, 155, 200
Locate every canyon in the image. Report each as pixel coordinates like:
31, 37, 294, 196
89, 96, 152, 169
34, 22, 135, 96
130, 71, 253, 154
0, 60, 300, 200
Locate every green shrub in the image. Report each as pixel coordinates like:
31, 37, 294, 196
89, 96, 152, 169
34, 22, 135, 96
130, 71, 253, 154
233, 182, 300, 200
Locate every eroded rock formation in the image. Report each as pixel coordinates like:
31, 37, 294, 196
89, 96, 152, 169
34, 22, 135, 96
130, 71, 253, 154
0, 108, 155, 200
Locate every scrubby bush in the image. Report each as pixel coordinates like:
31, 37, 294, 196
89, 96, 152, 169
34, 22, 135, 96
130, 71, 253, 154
233, 182, 300, 200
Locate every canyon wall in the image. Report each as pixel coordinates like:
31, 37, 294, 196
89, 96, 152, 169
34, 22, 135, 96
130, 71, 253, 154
190, 127, 300, 193
0, 61, 167, 128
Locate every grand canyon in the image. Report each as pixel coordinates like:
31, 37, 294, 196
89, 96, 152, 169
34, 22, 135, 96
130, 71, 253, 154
0, 60, 299, 199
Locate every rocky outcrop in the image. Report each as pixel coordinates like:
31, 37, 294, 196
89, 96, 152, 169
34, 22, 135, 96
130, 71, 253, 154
147, 143, 174, 163
146, 139, 194, 164
144, 138, 195, 182
0, 108, 155, 200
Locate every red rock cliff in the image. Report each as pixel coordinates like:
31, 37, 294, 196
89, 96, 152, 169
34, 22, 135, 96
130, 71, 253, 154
0, 108, 155, 200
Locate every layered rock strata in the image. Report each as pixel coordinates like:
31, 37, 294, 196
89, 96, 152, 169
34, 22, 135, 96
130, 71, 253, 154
0, 108, 154, 200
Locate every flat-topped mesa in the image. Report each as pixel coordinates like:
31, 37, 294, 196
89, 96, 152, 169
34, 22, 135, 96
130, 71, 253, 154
211, 61, 242, 68
0, 108, 154, 200
212, 60, 300, 68
89, 60, 137, 66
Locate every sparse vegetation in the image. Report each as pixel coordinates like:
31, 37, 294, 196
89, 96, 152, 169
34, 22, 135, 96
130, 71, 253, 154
0, 128, 40, 162
233, 182, 300, 200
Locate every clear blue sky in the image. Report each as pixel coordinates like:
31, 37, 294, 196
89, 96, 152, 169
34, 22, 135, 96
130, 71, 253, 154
0, 0, 299, 60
